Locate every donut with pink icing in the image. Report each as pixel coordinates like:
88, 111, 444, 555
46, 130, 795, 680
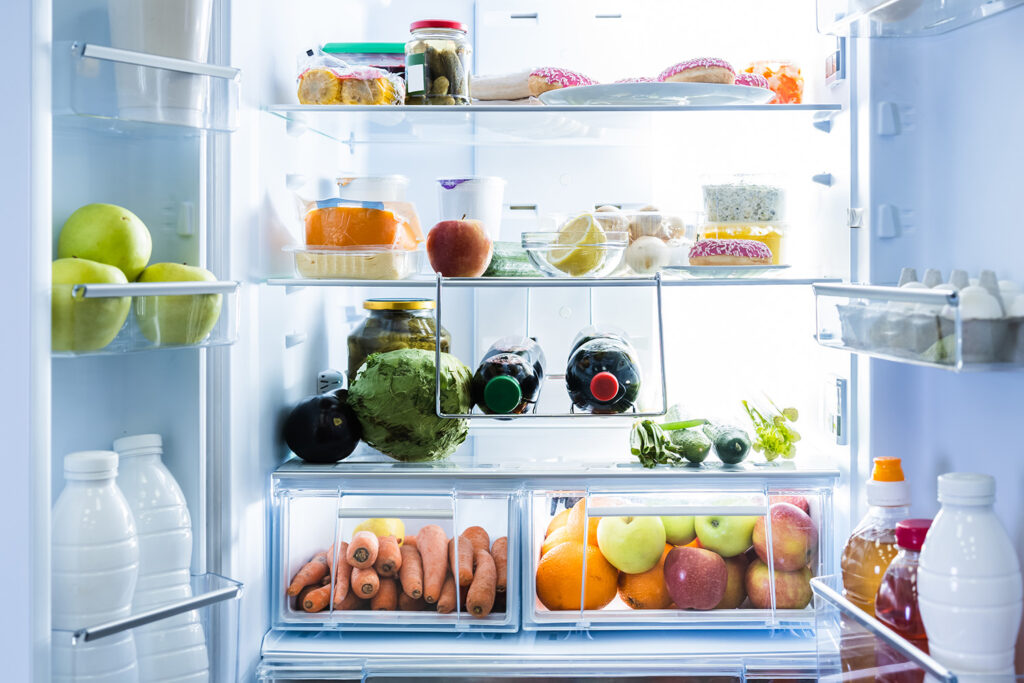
735, 72, 770, 89
688, 239, 772, 266
528, 67, 598, 96
658, 58, 735, 85
614, 76, 656, 84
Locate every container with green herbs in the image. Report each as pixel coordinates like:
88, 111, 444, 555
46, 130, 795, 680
347, 299, 451, 380
405, 20, 471, 105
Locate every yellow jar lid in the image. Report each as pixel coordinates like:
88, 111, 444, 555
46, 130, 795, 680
363, 298, 436, 311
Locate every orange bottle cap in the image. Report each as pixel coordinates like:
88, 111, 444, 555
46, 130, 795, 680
872, 457, 905, 482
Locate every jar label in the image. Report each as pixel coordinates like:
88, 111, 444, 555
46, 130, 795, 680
406, 53, 426, 94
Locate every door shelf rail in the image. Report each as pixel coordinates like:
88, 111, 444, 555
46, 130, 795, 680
813, 283, 1024, 372
817, 0, 1024, 38
57, 41, 240, 133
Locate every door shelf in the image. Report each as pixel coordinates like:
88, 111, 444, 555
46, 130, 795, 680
813, 283, 1024, 372
51, 280, 239, 357
54, 572, 242, 683
266, 103, 843, 146
817, 0, 1024, 37
57, 42, 240, 133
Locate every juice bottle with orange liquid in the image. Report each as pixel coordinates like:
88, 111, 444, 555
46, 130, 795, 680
840, 457, 911, 674
874, 518, 931, 683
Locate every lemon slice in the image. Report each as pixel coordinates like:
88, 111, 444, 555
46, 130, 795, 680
550, 213, 607, 276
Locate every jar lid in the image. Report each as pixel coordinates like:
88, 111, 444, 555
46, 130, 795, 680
938, 472, 995, 505
323, 42, 406, 55
410, 20, 468, 33
895, 518, 931, 551
364, 298, 435, 311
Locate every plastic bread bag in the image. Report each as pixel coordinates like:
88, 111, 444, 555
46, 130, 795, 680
296, 47, 405, 105
303, 198, 423, 250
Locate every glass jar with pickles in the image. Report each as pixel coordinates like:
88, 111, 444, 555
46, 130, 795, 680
347, 299, 452, 380
405, 20, 471, 105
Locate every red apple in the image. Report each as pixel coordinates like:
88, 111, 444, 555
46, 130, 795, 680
770, 494, 810, 514
745, 558, 812, 609
715, 554, 749, 609
752, 502, 818, 571
426, 219, 493, 277
663, 546, 727, 611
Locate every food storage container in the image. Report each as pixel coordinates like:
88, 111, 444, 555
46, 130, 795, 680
336, 175, 409, 202
699, 221, 787, 265
405, 20, 471, 105
521, 231, 628, 278
347, 298, 450, 380
702, 177, 787, 223
272, 463, 519, 632
287, 245, 421, 281
323, 42, 405, 75
436, 177, 506, 241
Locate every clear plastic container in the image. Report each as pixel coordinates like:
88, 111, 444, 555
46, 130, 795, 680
323, 43, 405, 74
288, 246, 421, 280
336, 175, 409, 202
874, 518, 930, 683
702, 177, 786, 223
699, 221, 787, 265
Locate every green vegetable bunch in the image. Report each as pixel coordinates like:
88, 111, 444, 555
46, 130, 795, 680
630, 418, 706, 468
742, 398, 800, 461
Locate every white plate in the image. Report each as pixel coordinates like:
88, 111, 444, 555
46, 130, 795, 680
538, 82, 775, 106
665, 264, 791, 279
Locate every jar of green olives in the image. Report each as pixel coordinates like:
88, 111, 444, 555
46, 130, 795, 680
405, 20, 471, 105
347, 299, 452, 379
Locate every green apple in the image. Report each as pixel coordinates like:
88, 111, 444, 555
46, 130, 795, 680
596, 516, 666, 574
52, 257, 130, 351
134, 263, 222, 345
694, 515, 758, 558
58, 203, 152, 281
661, 515, 696, 545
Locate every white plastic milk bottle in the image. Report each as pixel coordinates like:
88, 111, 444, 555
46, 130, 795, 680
115, 434, 208, 683
52, 451, 140, 683
918, 472, 1022, 679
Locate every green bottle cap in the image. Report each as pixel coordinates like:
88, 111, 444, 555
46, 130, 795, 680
484, 375, 522, 414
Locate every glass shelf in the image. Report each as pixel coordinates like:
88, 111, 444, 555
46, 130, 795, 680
817, 0, 1024, 37
265, 103, 843, 146
51, 280, 239, 357
813, 283, 1024, 372
267, 275, 842, 289
56, 42, 240, 133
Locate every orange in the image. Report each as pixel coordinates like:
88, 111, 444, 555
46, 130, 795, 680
546, 508, 571, 538
564, 499, 601, 546
541, 526, 570, 556
536, 541, 618, 611
617, 544, 673, 610
684, 537, 703, 549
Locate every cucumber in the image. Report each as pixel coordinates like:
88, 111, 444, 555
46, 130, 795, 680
667, 428, 711, 464
702, 423, 751, 465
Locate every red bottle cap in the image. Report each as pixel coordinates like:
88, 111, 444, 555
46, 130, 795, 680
410, 20, 468, 32
590, 372, 619, 402
895, 518, 931, 551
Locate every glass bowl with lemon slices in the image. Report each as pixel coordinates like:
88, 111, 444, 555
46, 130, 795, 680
521, 213, 627, 278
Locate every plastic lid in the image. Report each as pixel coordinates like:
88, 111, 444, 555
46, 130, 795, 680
872, 457, 905, 482
410, 20, 468, 32
64, 451, 118, 480
364, 298, 435, 311
895, 518, 931, 551
590, 372, 620, 402
484, 376, 522, 414
113, 433, 162, 456
323, 42, 405, 54
938, 472, 996, 505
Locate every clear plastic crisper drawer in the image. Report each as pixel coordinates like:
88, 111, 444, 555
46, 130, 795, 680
272, 474, 519, 632
524, 476, 834, 630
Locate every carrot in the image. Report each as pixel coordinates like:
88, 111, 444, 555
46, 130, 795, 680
459, 584, 470, 612
320, 575, 331, 585
332, 541, 351, 606
417, 524, 448, 604
398, 591, 425, 611
336, 590, 366, 611
371, 577, 398, 610
449, 535, 474, 587
295, 584, 316, 611
288, 552, 329, 596
462, 526, 490, 555
436, 573, 457, 614
302, 584, 331, 612
491, 536, 508, 592
352, 566, 380, 599
466, 549, 496, 618
347, 531, 379, 569
399, 544, 423, 600
404, 534, 418, 549
375, 536, 402, 578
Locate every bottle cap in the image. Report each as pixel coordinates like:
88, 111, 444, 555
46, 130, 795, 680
938, 472, 995, 505
484, 376, 522, 415
866, 457, 910, 506
895, 518, 931, 551
112, 433, 162, 457
590, 372, 619, 402
64, 450, 118, 480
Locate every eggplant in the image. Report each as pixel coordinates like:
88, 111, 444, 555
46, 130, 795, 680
283, 389, 361, 463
